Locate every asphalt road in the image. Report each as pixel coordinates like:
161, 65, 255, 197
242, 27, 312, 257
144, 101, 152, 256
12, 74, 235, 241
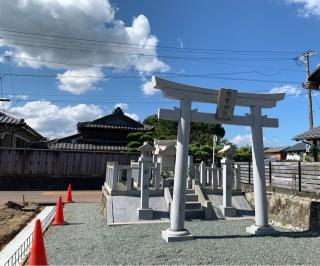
0, 190, 101, 205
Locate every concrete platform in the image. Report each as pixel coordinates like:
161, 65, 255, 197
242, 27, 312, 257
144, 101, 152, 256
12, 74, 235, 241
106, 195, 169, 224
208, 194, 254, 218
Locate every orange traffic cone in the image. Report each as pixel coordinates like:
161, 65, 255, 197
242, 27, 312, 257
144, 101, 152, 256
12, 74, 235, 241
65, 184, 73, 203
52, 196, 66, 225
28, 219, 48, 266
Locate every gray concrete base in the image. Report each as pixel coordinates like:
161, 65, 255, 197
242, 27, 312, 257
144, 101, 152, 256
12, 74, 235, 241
161, 228, 194, 242
137, 208, 153, 220
220, 206, 237, 217
246, 225, 280, 236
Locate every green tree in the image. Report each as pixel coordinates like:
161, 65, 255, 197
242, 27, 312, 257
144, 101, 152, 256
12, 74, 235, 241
234, 146, 252, 162
143, 114, 225, 145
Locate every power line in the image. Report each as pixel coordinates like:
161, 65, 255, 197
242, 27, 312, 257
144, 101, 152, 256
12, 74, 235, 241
0, 40, 295, 62
0, 72, 302, 84
0, 28, 302, 55
4, 55, 304, 74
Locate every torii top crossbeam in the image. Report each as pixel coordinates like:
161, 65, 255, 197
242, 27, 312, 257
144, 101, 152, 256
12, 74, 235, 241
152, 76, 284, 108
152, 76, 285, 128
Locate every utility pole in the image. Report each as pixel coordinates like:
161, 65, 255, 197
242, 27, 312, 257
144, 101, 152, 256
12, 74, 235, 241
295, 50, 318, 162
295, 50, 317, 129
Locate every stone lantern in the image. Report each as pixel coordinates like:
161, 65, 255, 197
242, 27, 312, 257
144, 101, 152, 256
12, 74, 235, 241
137, 142, 155, 220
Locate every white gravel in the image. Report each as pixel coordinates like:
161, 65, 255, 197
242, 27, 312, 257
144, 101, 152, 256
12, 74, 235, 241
44, 203, 320, 265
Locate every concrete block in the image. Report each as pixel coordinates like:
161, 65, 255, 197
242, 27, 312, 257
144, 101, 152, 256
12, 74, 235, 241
137, 208, 153, 220
161, 229, 194, 242
246, 225, 280, 236
220, 206, 236, 217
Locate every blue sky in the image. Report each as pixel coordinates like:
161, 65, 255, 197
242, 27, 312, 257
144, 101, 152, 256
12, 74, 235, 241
0, 0, 320, 146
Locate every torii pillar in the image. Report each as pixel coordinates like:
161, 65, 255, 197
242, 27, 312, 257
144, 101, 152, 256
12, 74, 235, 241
161, 99, 194, 241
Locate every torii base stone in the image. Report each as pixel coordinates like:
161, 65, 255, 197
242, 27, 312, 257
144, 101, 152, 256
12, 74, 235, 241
246, 225, 280, 236
161, 229, 194, 242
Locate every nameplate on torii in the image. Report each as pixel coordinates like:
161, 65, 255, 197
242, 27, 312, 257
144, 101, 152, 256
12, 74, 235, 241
216, 88, 237, 121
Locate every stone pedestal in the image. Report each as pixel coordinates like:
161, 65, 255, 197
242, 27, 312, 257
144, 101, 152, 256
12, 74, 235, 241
246, 225, 279, 236
161, 228, 194, 242
137, 208, 153, 220
221, 206, 237, 217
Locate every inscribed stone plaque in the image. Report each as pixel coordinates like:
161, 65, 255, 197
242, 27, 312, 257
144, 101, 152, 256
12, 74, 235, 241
216, 89, 237, 121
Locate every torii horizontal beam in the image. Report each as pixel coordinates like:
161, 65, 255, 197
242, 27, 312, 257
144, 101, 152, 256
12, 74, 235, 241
152, 76, 285, 108
158, 108, 279, 128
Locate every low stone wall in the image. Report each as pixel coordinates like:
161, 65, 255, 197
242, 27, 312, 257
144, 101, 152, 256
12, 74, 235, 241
245, 191, 320, 231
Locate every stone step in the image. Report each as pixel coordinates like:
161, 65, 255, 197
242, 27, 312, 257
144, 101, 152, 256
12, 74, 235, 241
185, 194, 198, 202
185, 202, 202, 210
185, 209, 205, 219
185, 189, 195, 194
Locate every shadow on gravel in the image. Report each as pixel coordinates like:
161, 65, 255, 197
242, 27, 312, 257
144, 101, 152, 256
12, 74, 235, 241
65, 222, 85, 226
195, 231, 319, 240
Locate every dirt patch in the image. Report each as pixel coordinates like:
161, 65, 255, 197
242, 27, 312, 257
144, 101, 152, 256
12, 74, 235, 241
0, 207, 37, 250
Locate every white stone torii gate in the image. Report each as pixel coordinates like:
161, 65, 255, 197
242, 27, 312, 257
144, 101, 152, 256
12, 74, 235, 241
152, 76, 285, 242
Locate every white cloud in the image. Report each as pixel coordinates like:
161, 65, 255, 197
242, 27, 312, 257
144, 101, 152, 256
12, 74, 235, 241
8, 94, 29, 100
125, 112, 139, 121
0, 0, 169, 94
230, 134, 252, 146
141, 77, 158, 96
113, 102, 138, 120
8, 101, 103, 138
114, 103, 128, 110
286, 0, 320, 17
57, 68, 103, 95
269, 85, 302, 96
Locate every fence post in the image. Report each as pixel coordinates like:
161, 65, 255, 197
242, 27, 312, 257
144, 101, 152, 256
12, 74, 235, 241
269, 161, 272, 187
298, 161, 301, 192
248, 161, 251, 185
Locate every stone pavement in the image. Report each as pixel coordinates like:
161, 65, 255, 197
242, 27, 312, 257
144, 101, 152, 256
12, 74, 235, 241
44, 203, 320, 265
0, 191, 101, 205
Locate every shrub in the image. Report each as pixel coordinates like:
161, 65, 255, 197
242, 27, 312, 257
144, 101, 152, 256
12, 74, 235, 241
127, 141, 141, 149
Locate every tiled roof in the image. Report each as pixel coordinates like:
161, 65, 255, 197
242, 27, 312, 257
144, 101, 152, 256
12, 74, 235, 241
0, 111, 44, 140
292, 126, 320, 141
309, 66, 320, 82
78, 107, 153, 131
0, 111, 24, 125
285, 142, 307, 152
264, 146, 289, 153
48, 142, 128, 151
79, 124, 152, 131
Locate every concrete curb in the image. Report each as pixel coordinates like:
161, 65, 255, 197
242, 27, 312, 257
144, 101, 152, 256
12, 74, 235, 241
0, 206, 55, 266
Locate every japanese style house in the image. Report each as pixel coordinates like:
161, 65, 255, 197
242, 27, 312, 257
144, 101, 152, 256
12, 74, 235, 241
48, 107, 153, 152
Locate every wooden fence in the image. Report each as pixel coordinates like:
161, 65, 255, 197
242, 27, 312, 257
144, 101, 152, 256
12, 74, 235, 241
237, 161, 320, 194
0, 147, 139, 177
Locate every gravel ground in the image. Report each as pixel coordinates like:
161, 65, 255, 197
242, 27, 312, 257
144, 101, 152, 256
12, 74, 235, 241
45, 203, 320, 265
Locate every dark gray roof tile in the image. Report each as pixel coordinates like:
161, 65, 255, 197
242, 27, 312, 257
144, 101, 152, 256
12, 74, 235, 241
292, 126, 320, 141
